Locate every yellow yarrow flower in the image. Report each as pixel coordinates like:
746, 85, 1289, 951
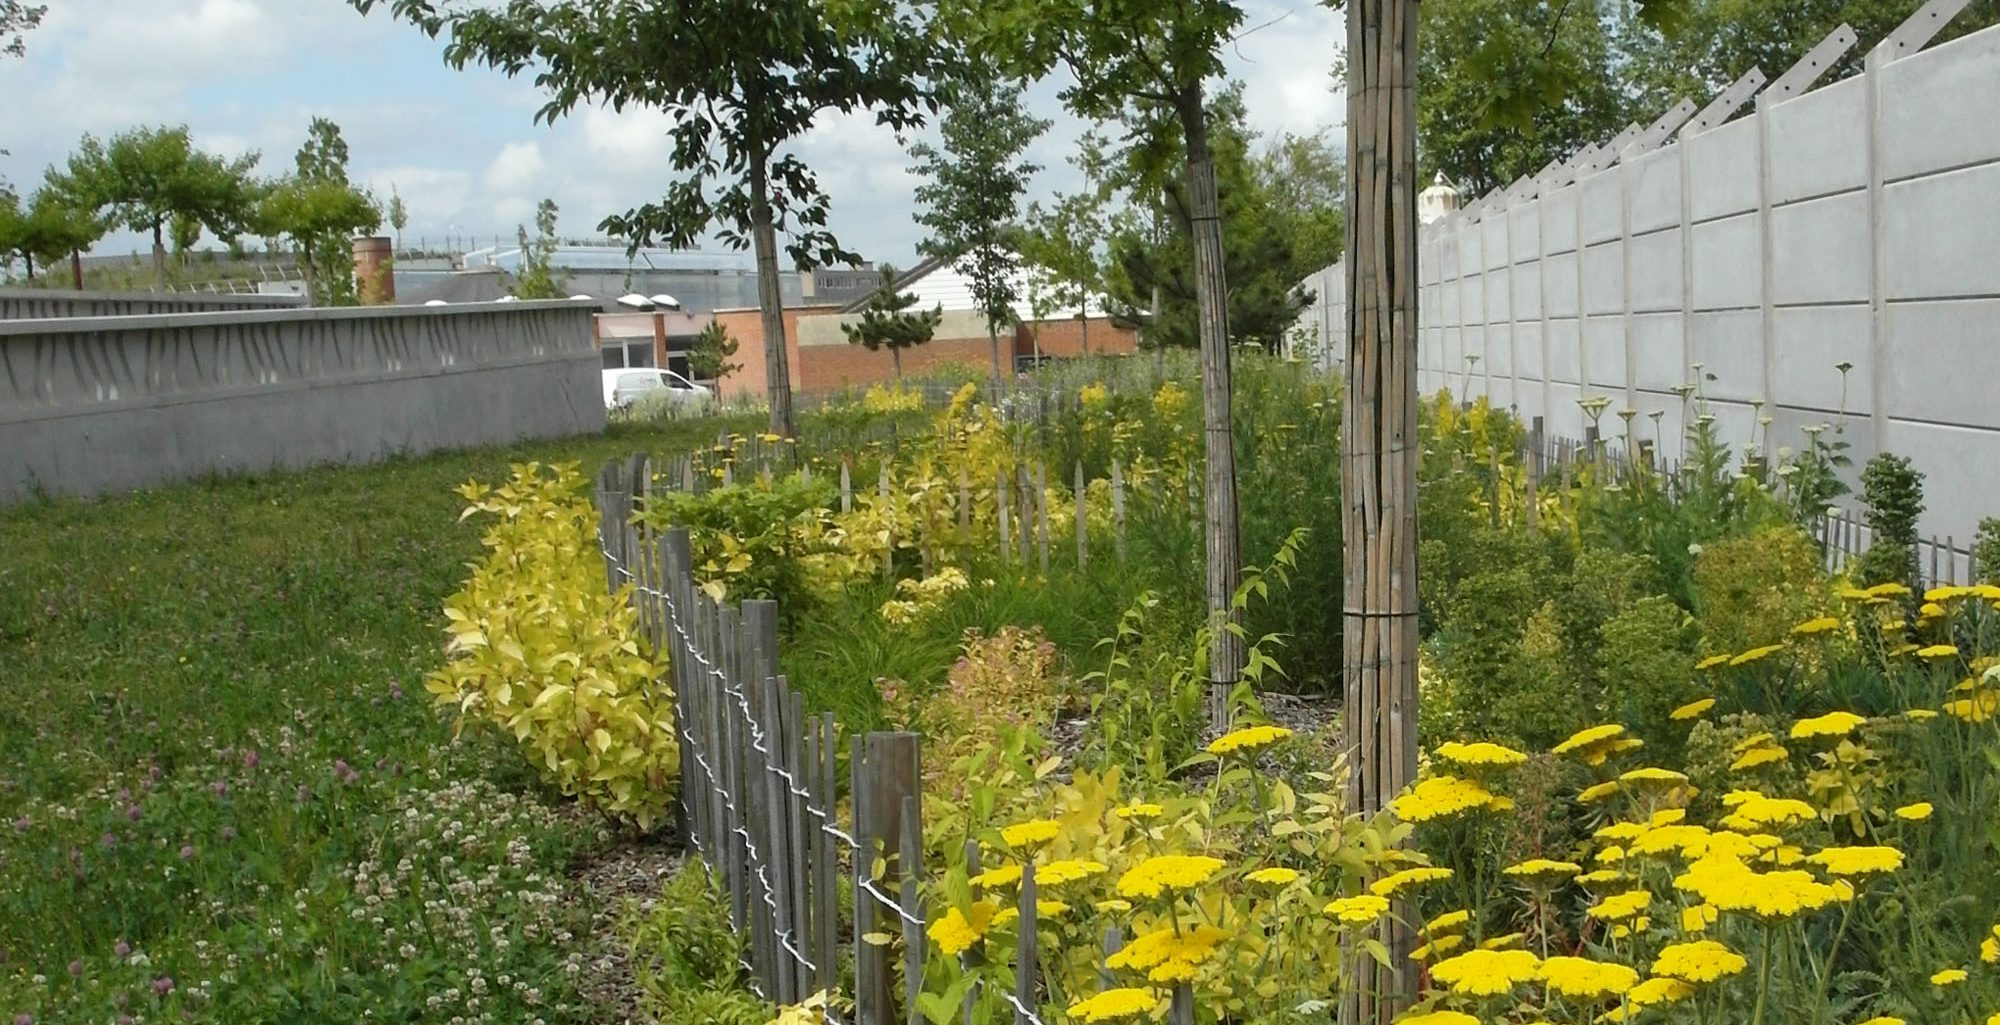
1680, 903, 1719, 933
927, 901, 998, 956
1625, 976, 1697, 1009
971, 865, 1023, 890
1731, 644, 1786, 667
1917, 644, 1960, 659
1579, 780, 1623, 803
1792, 616, 1841, 636
1207, 724, 1293, 756
1425, 909, 1472, 933
1244, 866, 1301, 886
1000, 818, 1060, 849
992, 900, 1069, 926
1980, 925, 1999, 964
1065, 988, 1159, 1023
1540, 956, 1640, 1001
1480, 932, 1527, 950
1115, 855, 1224, 899
1620, 766, 1691, 787
1671, 698, 1718, 720
1587, 889, 1653, 923
1791, 711, 1866, 739
1093, 899, 1132, 913
1410, 934, 1467, 960
1393, 1012, 1479, 1025
1369, 866, 1455, 897
1578, 869, 1629, 886
1895, 801, 1934, 821
1113, 802, 1164, 821
1652, 940, 1748, 983
1553, 723, 1629, 765
1851, 1018, 1905, 1025
1806, 845, 1904, 877
1696, 653, 1733, 670
1104, 924, 1229, 982
1504, 858, 1583, 880
1427, 948, 1543, 997
1434, 740, 1530, 768
1324, 894, 1391, 924
1390, 776, 1505, 822
1730, 745, 1789, 772
1035, 859, 1109, 888
1930, 968, 1967, 986
1595, 821, 1649, 842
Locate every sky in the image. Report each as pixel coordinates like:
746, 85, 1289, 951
0, 0, 1346, 268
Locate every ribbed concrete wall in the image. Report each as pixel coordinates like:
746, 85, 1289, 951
0, 287, 305, 320
0, 301, 604, 502
1299, 16, 2000, 550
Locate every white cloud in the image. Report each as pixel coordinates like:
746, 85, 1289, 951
0, 0, 1350, 275
485, 141, 547, 195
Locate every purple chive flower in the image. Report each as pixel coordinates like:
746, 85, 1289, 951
295, 785, 311, 802
99, 832, 117, 849
211, 780, 228, 797
119, 1017, 134, 1025
114, 939, 131, 959
178, 844, 195, 860
242, 750, 259, 769
10, 817, 26, 833
388, 681, 404, 700
126, 804, 142, 822
220, 826, 237, 841
17, 1012, 35, 1025
151, 976, 174, 996
67, 960, 82, 977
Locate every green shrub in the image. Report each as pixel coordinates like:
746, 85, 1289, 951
1597, 594, 1699, 753
1691, 525, 1835, 654
627, 864, 769, 1025
1855, 453, 1925, 589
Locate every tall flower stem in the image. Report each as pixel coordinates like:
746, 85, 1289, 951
1809, 901, 1857, 1025
1752, 922, 1776, 1025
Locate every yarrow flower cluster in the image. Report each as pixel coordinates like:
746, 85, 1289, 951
1114, 855, 1224, 899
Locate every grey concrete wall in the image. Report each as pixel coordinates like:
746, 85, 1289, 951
0, 287, 305, 320
1299, 18, 2000, 551
0, 300, 605, 502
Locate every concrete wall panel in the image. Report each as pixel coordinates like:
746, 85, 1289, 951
1691, 213, 1763, 311
1630, 228, 1685, 314
1881, 27, 2000, 181
1629, 147, 1684, 234
1582, 171, 1624, 245
1630, 312, 1685, 393
1690, 310, 1763, 402
1882, 162, 2000, 300
1771, 192, 1871, 305
1768, 77, 1868, 204
1687, 118, 1762, 221
1582, 242, 1625, 316
1772, 306, 1872, 415
1885, 298, 2000, 428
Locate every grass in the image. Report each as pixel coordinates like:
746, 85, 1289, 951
0, 414, 758, 1022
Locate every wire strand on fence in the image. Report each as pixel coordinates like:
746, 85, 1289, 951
598, 528, 1046, 1025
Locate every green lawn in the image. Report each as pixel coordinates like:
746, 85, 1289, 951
0, 414, 757, 1023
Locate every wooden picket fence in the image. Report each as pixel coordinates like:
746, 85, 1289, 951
593, 451, 1182, 1025
1487, 415, 1983, 588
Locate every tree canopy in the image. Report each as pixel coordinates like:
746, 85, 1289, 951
840, 265, 943, 379
512, 198, 565, 300
1, 1, 44, 59
55, 125, 262, 287
909, 68, 1048, 380
254, 120, 380, 305
354, 0, 942, 437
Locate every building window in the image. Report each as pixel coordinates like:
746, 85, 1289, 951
600, 340, 657, 369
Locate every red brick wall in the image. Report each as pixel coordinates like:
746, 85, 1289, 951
1018, 317, 1138, 359
709, 306, 845, 399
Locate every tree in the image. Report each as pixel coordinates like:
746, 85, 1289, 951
355, 0, 939, 441
1, 184, 105, 285
1417, 0, 1631, 196
1020, 191, 1110, 352
1, 1, 44, 59
388, 186, 408, 250
687, 320, 742, 383
256, 177, 380, 304
58, 126, 261, 289
840, 265, 942, 379
255, 121, 378, 305
512, 197, 566, 300
948, 0, 1252, 725
170, 210, 203, 262
1099, 88, 1317, 354
908, 68, 1048, 382
1256, 129, 1346, 274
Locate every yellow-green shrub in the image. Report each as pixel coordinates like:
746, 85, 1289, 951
1692, 525, 1837, 655
431, 462, 680, 828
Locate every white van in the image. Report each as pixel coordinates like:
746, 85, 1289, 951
602, 368, 714, 411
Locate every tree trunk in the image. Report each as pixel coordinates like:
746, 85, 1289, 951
1081, 315, 1089, 355
151, 220, 167, 290
301, 247, 318, 307
23, 253, 34, 280
1340, 1, 1421, 1022
1177, 81, 1243, 730
892, 345, 903, 380
987, 318, 1003, 384
70, 250, 83, 290
749, 156, 797, 439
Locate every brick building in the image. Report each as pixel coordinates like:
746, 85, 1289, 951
653, 254, 1138, 398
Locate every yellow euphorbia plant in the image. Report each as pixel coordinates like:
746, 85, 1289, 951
431, 462, 680, 828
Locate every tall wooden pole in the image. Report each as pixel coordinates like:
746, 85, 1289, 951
1341, 0, 1420, 1021
1177, 80, 1244, 729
